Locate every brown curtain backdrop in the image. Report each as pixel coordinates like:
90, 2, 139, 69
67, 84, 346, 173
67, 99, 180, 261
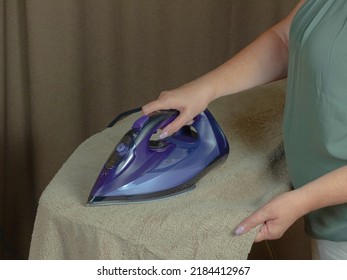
0, 0, 297, 259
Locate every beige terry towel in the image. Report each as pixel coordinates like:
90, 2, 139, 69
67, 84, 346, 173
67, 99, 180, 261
29, 80, 290, 260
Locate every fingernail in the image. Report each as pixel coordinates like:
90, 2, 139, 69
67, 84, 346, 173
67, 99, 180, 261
160, 131, 169, 139
234, 226, 245, 235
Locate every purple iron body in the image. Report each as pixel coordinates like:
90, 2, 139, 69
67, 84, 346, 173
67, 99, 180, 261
87, 109, 229, 205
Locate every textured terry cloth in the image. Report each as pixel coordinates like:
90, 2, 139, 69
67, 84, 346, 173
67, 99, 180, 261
284, 0, 347, 241
29, 80, 290, 260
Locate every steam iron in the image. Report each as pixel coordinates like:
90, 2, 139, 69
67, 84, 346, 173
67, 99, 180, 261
87, 109, 229, 205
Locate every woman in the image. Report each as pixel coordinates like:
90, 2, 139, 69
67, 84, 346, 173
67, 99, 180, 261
142, 0, 347, 259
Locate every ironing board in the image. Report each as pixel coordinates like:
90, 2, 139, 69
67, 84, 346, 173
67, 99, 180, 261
29, 81, 290, 260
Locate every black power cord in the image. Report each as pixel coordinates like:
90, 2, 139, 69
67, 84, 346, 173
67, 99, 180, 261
107, 107, 142, 128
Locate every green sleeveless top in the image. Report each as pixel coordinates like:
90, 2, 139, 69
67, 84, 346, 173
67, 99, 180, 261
284, 0, 347, 241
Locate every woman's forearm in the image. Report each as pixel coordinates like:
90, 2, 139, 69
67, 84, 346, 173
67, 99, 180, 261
202, 27, 289, 101
298, 165, 347, 216
197, 1, 305, 102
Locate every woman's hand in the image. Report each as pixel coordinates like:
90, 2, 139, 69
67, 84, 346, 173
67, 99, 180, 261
234, 189, 308, 242
142, 78, 216, 138
235, 165, 347, 242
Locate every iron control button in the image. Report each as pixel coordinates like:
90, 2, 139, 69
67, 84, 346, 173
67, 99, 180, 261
116, 143, 129, 156
116, 143, 126, 152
